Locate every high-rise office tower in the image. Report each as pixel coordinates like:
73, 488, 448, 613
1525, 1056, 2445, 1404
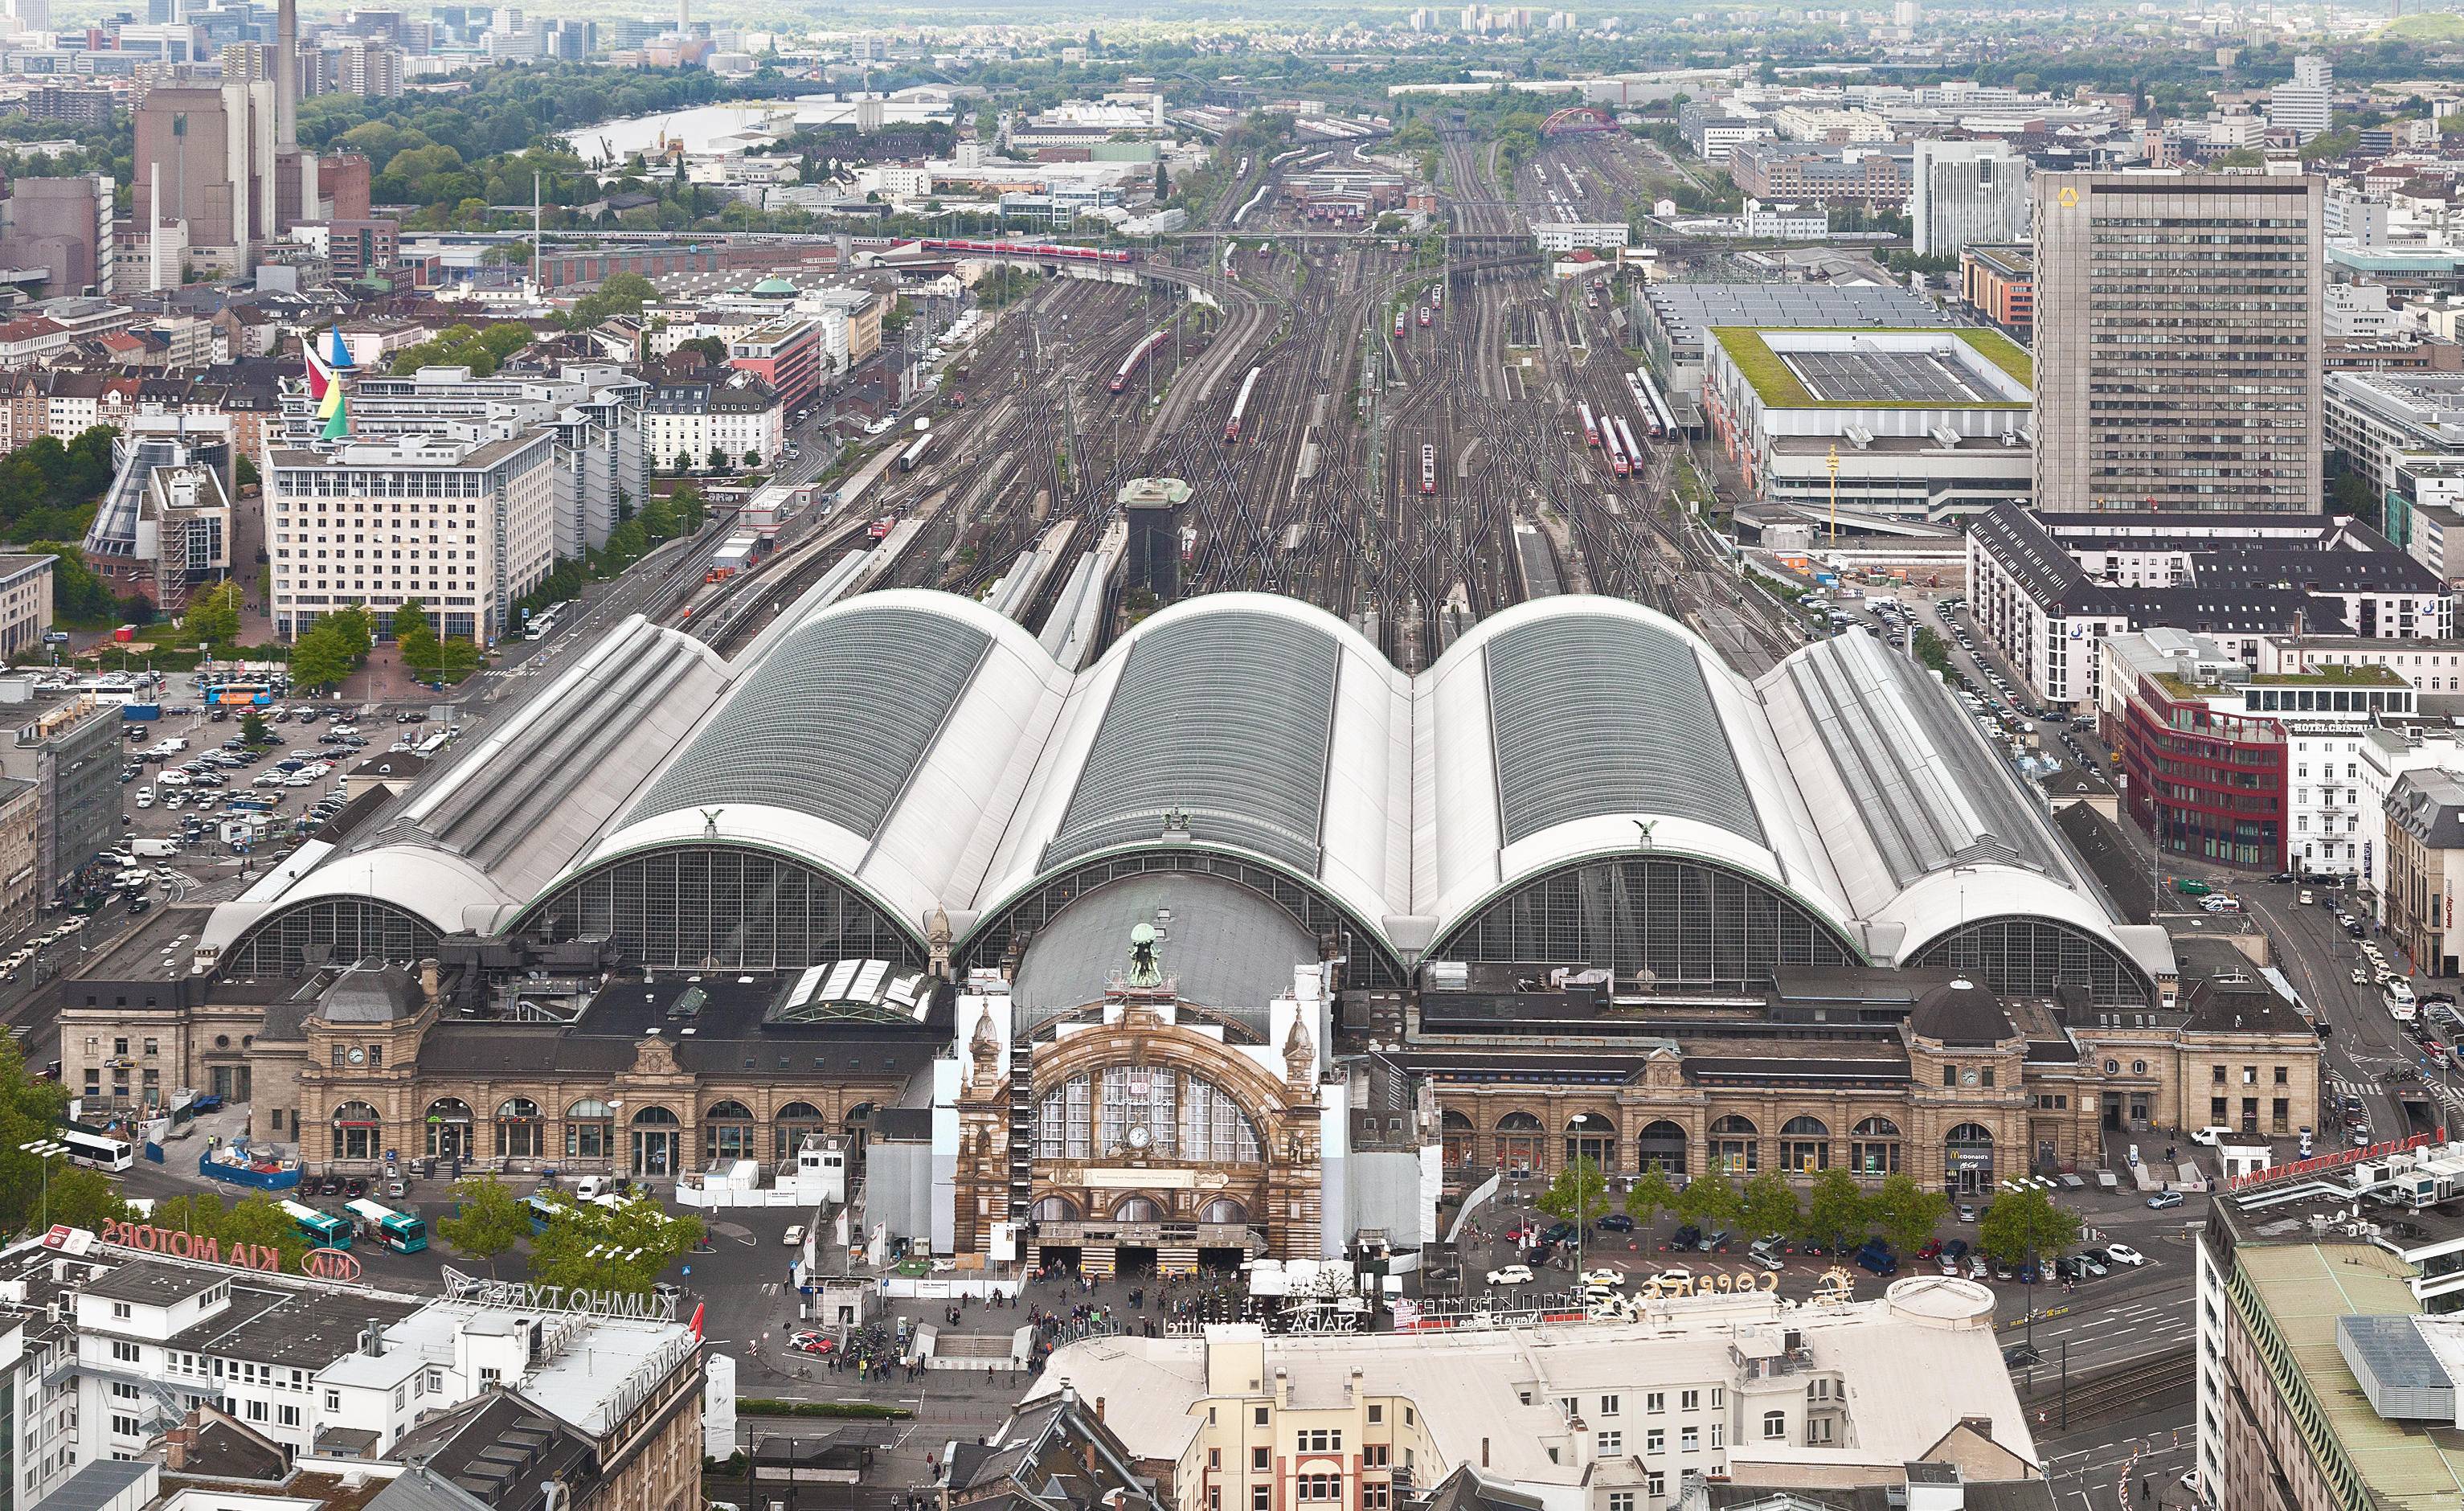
2270, 54, 2333, 141
1910, 138, 2028, 257
2032, 170, 2323, 514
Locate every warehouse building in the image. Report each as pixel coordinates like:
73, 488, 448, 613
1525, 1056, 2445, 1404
1701, 325, 2033, 523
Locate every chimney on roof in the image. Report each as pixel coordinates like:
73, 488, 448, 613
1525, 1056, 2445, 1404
1094, 1396, 1105, 1422
362, 1319, 385, 1357
419, 957, 442, 1001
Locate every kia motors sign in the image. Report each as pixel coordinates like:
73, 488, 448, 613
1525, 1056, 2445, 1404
303, 1247, 361, 1283
100, 1218, 281, 1271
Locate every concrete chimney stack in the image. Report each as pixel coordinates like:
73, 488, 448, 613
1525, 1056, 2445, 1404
276, 0, 297, 149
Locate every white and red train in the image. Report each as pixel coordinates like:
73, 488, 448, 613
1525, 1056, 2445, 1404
1393, 309, 1406, 338
918, 238, 1135, 264
1578, 401, 1600, 448
1111, 330, 1169, 394
1225, 366, 1262, 444
1421, 444, 1438, 494
1626, 367, 1676, 439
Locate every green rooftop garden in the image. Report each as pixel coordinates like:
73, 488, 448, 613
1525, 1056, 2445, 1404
1709, 326, 2033, 411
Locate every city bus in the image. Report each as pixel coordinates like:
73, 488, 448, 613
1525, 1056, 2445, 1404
199, 680, 280, 707
343, 1198, 428, 1254
277, 1199, 353, 1250
525, 1194, 566, 1235
59, 1128, 132, 1173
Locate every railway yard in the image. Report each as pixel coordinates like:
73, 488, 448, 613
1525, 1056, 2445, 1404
669, 127, 1799, 674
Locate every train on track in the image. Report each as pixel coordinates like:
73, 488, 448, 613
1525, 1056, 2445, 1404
1111, 330, 1169, 393
898, 431, 935, 471
1627, 366, 1677, 439
1225, 366, 1261, 443
1418, 305, 1432, 327
917, 238, 1135, 264
1611, 415, 1642, 475
1578, 402, 1599, 448
1394, 309, 1406, 338
1421, 444, 1438, 494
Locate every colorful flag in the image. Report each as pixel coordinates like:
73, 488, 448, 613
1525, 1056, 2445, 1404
321, 391, 347, 441
304, 349, 328, 401
327, 326, 353, 369
316, 375, 342, 422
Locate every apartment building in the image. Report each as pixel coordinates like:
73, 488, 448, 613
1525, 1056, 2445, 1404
267, 432, 558, 645
726, 317, 821, 410
0, 553, 55, 661
321, 363, 647, 559
1966, 506, 2443, 709
0, 1235, 706, 1511
1909, 140, 2028, 258
2032, 171, 2323, 513
1725, 141, 1909, 211
1035, 1298, 2044, 1511
643, 374, 784, 473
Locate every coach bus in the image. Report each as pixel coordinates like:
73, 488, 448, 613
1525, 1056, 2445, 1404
60, 1128, 132, 1173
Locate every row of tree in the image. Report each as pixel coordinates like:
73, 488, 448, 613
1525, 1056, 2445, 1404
1537, 1159, 2081, 1267
387, 321, 541, 379
436, 1176, 705, 1296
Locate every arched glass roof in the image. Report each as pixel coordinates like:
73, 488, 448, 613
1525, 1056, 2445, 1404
1042, 606, 1342, 874
626, 600, 995, 841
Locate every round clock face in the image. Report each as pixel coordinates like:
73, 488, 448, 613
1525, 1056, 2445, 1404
1960, 1070, 1979, 1087
1126, 1124, 1152, 1150
346, 1047, 366, 1066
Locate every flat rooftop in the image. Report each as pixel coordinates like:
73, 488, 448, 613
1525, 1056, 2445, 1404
1643, 282, 1954, 350
2233, 1241, 2464, 1507
1787, 346, 1998, 404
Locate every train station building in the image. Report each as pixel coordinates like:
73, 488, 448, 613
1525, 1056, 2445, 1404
56, 588, 2325, 1269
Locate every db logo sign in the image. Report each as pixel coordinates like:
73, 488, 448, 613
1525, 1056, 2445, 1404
304, 1247, 362, 1283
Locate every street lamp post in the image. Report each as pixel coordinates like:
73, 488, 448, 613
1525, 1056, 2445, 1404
20, 1139, 66, 1229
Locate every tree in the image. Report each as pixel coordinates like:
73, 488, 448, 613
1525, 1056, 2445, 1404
707, 445, 728, 470
1801, 1169, 1869, 1251
240, 708, 269, 746
186, 581, 241, 647
1977, 1187, 2080, 1268
743, 448, 763, 468
1737, 1171, 1800, 1241
1870, 1173, 1950, 1256
436, 1176, 531, 1276
391, 596, 440, 679
677, 336, 728, 366
671, 485, 706, 531
1624, 1165, 1676, 1228
1913, 626, 1952, 675
235, 454, 260, 489
1537, 1156, 1612, 1228
1672, 1171, 1740, 1234
529, 1190, 703, 1297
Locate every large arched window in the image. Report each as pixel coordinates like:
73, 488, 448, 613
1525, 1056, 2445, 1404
704, 1100, 755, 1164
1946, 1122, 1995, 1196
630, 1104, 681, 1179
226, 899, 440, 977
1496, 1111, 1545, 1176
1031, 1195, 1080, 1224
1441, 1110, 1476, 1171
1112, 1195, 1164, 1222
1779, 1116, 1829, 1173
1035, 1069, 1263, 1164
1910, 917, 2153, 1008
519, 844, 923, 971
1566, 1113, 1618, 1172
1710, 1114, 1759, 1175
567, 1099, 613, 1161
496, 1098, 542, 1160
1431, 854, 1860, 988
1636, 1120, 1688, 1177
1850, 1116, 1901, 1177
425, 1098, 473, 1161
774, 1102, 825, 1163
1200, 1198, 1248, 1225
330, 1101, 381, 1162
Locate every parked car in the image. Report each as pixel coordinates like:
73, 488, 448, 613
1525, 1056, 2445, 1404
2147, 1191, 2186, 1210
783, 1224, 807, 1247
1486, 1264, 1534, 1287
2105, 1243, 2147, 1267
1595, 1214, 1635, 1233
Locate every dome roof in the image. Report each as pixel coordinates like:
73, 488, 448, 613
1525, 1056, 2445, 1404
750, 276, 799, 296
1909, 977, 2016, 1048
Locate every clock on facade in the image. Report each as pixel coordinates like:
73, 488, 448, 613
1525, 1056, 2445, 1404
1959, 1070, 1979, 1087
346, 1047, 366, 1066
1126, 1124, 1152, 1150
